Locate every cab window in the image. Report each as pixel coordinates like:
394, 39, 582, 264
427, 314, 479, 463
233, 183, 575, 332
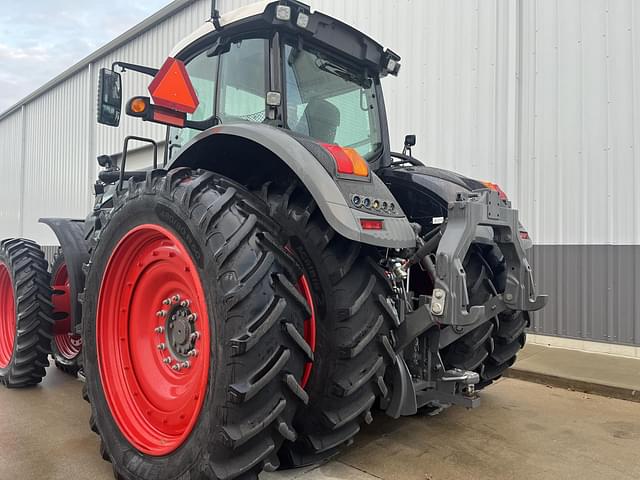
284, 44, 382, 159
168, 38, 267, 160
217, 38, 267, 123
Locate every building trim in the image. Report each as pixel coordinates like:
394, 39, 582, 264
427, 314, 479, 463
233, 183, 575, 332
528, 334, 640, 360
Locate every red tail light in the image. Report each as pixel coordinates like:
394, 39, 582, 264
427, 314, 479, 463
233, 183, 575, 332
321, 143, 369, 177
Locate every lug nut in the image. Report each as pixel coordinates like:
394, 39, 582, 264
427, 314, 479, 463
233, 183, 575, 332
156, 310, 167, 317
157, 343, 166, 351
187, 349, 198, 357
163, 357, 172, 364
172, 364, 182, 371
180, 300, 191, 308
181, 361, 191, 369
187, 313, 198, 322
190, 331, 201, 341
172, 294, 181, 303
154, 326, 164, 334
162, 298, 171, 305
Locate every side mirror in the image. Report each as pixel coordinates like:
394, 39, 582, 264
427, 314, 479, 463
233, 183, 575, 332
97, 68, 122, 127
403, 134, 416, 156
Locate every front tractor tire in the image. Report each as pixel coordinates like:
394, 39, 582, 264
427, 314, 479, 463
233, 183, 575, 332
0, 239, 53, 387
50, 251, 82, 376
82, 170, 311, 480
257, 182, 395, 468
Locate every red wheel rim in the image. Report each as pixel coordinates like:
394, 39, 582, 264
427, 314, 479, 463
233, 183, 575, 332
298, 275, 316, 389
97, 224, 210, 456
0, 263, 15, 369
52, 263, 82, 360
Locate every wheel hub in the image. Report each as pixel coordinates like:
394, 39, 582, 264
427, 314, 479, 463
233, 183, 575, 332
155, 296, 200, 369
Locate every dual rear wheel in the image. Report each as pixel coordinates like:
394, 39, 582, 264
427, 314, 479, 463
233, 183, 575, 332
50, 252, 83, 375
0, 239, 53, 387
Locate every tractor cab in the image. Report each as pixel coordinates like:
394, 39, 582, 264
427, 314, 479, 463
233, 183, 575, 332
99, 0, 401, 171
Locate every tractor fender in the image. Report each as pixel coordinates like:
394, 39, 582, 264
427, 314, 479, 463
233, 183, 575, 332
381, 165, 533, 249
169, 123, 416, 249
38, 218, 89, 332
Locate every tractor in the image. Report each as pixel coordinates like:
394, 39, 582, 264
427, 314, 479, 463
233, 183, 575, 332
0, 1, 547, 479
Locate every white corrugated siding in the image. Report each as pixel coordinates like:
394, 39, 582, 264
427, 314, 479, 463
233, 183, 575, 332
21, 68, 93, 245
519, 0, 640, 245
0, 110, 24, 237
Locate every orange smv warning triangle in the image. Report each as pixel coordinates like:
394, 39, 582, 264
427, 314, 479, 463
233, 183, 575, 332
148, 57, 199, 114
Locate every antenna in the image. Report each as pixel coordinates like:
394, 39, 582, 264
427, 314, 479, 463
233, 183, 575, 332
211, 0, 221, 29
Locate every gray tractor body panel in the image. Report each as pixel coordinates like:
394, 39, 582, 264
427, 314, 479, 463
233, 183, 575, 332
381, 163, 533, 249
169, 123, 416, 248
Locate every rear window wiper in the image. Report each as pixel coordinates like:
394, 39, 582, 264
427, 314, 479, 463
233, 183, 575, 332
315, 58, 372, 89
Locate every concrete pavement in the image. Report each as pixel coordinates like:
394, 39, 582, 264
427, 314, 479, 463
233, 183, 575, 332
508, 343, 640, 402
1, 362, 640, 479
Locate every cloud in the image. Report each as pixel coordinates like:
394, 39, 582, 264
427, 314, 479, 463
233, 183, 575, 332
0, 0, 172, 112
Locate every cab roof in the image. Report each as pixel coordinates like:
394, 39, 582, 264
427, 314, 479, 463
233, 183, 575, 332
170, 0, 401, 77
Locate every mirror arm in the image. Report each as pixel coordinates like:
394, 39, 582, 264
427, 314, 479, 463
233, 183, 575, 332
112, 61, 159, 77
184, 116, 220, 131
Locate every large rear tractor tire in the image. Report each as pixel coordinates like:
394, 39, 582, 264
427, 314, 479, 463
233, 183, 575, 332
81, 169, 311, 480
257, 182, 396, 468
0, 238, 53, 387
441, 244, 529, 389
50, 250, 82, 376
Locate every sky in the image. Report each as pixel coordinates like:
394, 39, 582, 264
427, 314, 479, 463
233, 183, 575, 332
0, 0, 173, 112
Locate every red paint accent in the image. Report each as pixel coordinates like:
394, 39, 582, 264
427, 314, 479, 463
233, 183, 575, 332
97, 224, 210, 456
52, 263, 82, 360
360, 219, 385, 230
152, 110, 186, 127
148, 58, 199, 114
0, 263, 15, 369
321, 143, 354, 174
519, 231, 530, 240
298, 275, 316, 389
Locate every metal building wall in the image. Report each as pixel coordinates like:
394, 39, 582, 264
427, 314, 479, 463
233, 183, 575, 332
21, 69, 94, 246
0, 110, 24, 238
522, 0, 640, 345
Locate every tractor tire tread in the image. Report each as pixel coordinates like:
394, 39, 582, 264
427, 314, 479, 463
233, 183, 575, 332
0, 239, 53, 388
